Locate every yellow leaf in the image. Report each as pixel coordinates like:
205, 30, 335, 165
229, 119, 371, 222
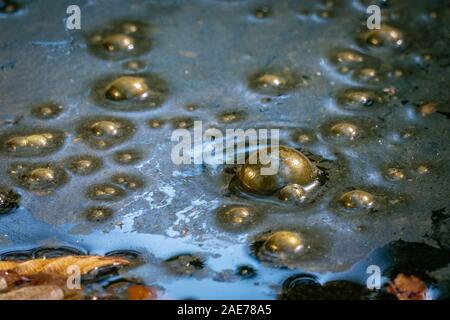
0, 255, 129, 276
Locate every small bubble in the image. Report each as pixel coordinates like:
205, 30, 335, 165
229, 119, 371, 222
328, 49, 365, 66
171, 117, 196, 129
236, 265, 256, 279
336, 88, 381, 110
385, 167, 406, 181
329, 122, 359, 141
278, 184, 307, 204
113, 149, 144, 165
122, 60, 146, 71
164, 254, 205, 276
217, 110, 247, 123
352, 67, 382, 83
111, 173, 144, 191
64, 155, 103, 176
0, 187, 20, 214
31, 103, 64, 119
339, 190, 375, 210
9, 162, 69, 195
77, 116, 136, 150
0, 0, 20, 15
0, 130, 65, 157
86, 183, 126, 202
252, 6, 272, 19
84, 206, 114, 222
216, 205, 260, 231
248, 69, 302, 95
93, 74, 168, 111
146, 118, 166, 129
87, 21, 151, 60
251, 228, 328, 268
357, 24, 405, 49
415, 164, 430, 175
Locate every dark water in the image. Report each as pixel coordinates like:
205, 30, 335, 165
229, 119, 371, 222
0, 0, 449, 299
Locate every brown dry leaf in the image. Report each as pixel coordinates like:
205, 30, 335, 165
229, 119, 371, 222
0, 255, 129, 276
0, 285, 64, 300
0, 271, 22, 291
387, 273, 427, 300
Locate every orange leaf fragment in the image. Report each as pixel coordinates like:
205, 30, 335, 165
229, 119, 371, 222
127, 285, 157, 300
387, 273, 427, 300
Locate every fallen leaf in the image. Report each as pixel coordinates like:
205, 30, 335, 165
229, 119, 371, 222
387, 273, 427, 300
0, 271, 22, 290
127, 285, 157, 300
0, 285, 64, 300
0, 255, 129, 276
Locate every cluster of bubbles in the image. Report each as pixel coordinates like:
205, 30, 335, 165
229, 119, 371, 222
0, 0, 446, 299
0, 21, 159, 223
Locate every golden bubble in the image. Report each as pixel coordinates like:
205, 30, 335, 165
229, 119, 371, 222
102, 34, 135, 53
278, 184, 307, 203
90, 121, 121, 137
330, 122, 359, 141
147, 119, 166, 129
171, 117, 195, 129
332, 50, 364, 64
122, 60, 146, 71
113, 149, 144, 165
217, 110, 247, 123
78, 117, 136, 150
386, 167, 405, 181
111, 174, 144, 191
339, 190, 375, 209
9, 163, 68, 195
236, 146, 318, 195
353, 67, 382, 83
264, 231, 304, 255
248, 69, 301, 95
31, 103, 64, 119
416, 165, 430, 175
87, 20, 151, 60
86, 183, 126, 202
358, 25, 405, 49
252, 6, 272, 19
250, 228, 325, 268
216, 205, 259, 231
65, 155, 103, 176
337, 88, 381, 109
1, 131, 65, 158
29, 168, 55, 182
105, 76, 149, 102
84, 206, 113, 222
93, 73, 168, 111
